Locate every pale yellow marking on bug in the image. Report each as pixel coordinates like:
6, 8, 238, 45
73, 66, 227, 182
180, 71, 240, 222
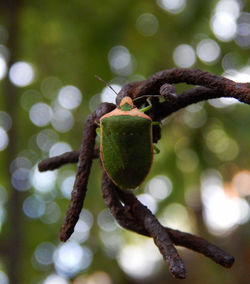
100, 96, 152, 122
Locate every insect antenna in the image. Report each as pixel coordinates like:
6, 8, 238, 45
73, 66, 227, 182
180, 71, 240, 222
133, 95, 161, 102
94, 75, 118, 96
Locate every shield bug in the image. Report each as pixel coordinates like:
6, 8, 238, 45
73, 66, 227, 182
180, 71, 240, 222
99, 96, 157, 189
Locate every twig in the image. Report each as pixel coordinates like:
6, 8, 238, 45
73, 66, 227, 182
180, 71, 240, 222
101, 167, 150, 236
101, 169, 186, 279
38, 69, 250, 171
39, 150, 80, 171
38, 149, 99, 172
59, 103, 115, 241
166, 228, 234, 268
59, 112, 97, 241
37, 69, 242, 278
101, 172, 234, 269
116, 68, 250, 106
153, 86, 244, 121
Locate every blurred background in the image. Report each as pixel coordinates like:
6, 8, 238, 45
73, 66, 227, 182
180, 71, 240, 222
0, 0, 250, 283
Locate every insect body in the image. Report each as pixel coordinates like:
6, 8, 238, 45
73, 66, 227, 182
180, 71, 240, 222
100, 97, 153, 189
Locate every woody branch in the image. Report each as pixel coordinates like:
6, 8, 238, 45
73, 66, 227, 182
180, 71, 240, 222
38, 68, 248, 278
39, 68, 250, 172
59, 103, 115, 241
116, 68, 250, 106
101, 171, 234, 269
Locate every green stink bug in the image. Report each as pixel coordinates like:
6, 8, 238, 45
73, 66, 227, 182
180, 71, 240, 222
100, 96, 156, 189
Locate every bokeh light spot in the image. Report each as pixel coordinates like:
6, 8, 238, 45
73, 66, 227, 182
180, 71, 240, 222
70, 210, 93, 243
232, 170, 250, 197
215, 0, 240, 19
10, 156, 32, 173
223, 66, 250, 83
31, 166, 57, 194
196, 39, 221, 64
136, 13, 158, 36
173, 44, 196, 68
208, 97, 239, 108
61, 175, 75, 199
35, 242, 56, 266
210, 12, 237, 41
9, 61, 34, 87
11, 167, 31, 191
0, 205, 6, 228
157, 0, 186, 14
98, 209, 118, 232
0, 271, 8, 284
0, 56, 7, 80
49, 142, 71, 157
58, 85, 82, 110
54, 242, 92, 277
29, 103, 52, 127
23, 195, 45, 218
51, 108, 74, 133
108, 46, 134, 76
43, 274, 69, 284
146, 176, 172, 200
36, 129, 59, 152
100, 84, 121, 104
75, 271, 112, 284
201, 170, 250, 235
159, 203, 193, 232
235, 12, 250, 48
0, 127, 9, 151
118, 240, 161, 279
0, 111, 12, 131
137, 193, 158, 214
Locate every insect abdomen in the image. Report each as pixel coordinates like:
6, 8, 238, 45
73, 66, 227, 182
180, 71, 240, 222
100, 115, 153, 189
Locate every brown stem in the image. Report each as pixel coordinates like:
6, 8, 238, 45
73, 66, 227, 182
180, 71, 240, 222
166, 228, 234, 268
59, 103, 115, 241
38, 149, 99, 172
59, 112, 97, 241
154, 86, 247, 121
121, 190, 186, 279
38, 72, 250, 171
101, 171, 234, 269
102, 170, 186, 279
36, 71, 241, 277
116, 68, 250, 106
101, 167, 147, 236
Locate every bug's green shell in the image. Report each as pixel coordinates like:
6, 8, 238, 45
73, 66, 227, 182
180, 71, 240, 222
100, 113, 153, 189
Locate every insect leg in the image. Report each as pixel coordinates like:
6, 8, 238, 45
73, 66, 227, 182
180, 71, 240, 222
153, 144, 160, 154
152, 121, 160, 126
140, 97, 152, 113
96, 127, 100, 138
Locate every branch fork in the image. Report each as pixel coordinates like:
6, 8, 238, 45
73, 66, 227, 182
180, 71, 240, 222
38, 68, 250, 278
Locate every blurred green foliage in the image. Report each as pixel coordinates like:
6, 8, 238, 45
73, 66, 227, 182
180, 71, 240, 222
0, 0, 249, 284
